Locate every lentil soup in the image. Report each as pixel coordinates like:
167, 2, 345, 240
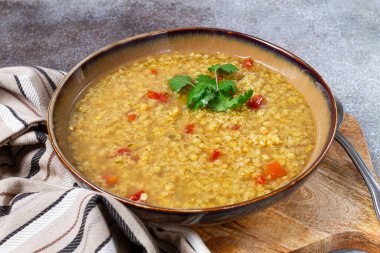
67, 52, 316, 209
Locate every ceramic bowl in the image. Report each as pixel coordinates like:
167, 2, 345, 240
48, 27, 337, 225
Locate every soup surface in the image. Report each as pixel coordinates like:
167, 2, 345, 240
67, 52, 316, 208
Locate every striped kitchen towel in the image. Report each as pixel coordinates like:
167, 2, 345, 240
0, 66, 210, 253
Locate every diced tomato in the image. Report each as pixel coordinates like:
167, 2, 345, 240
247, 94, 265, 109
217, 75, 223, 81
210, 150, 221, 162
131, 154, 140, 161
129, 190, 144, 201
150, 69, 158, 75
158, 93, 168, 102
146, 90, 160, 100
243, 58, 254, 69
128, 113, 137, 122
146, 90, 168, 103
102, 174, 118, 186
116, 148, 131, 155
230, 124, 240, 130
115, 147, 139, 161
265, 161, 287, 179
185, 124, 195, 134
255, 174, 267, 185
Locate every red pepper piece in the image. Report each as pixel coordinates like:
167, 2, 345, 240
265, 161, 287, 180
247, 94, 265, 109
128, 113, 137, 122
184, 124, 195, 134
115, 148, 139, 162
146, 90, 168, 103
255, 175, 267, 185
243, 58, 254, 69
230, 124, 241, 130
131, 154, 140, 161
146, 90, 160, 100
150, 69, 158, 75
210, 150, 221, 162
102, 174, 118, 186
116, 148, 131, 155
129, 190, 144, 201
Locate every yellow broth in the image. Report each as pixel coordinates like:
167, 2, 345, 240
67, 52, 316, 208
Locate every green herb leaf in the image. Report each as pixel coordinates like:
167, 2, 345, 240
193, 89, 216, 110
195, 74, 213, 84
224, 89, 253, 110
169, 75, 193, 93
195, 74, 217, 90
208, 95, 226, 112
208, 64, 239, 75
187, 83, 208, 108
219, 80, 236, 98
209, 89, 253, 112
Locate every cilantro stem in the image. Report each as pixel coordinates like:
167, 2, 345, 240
214, 70, 219, 91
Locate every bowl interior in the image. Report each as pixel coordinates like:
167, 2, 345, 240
49, 28, 336, 210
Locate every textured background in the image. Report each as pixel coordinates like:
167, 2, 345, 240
0, 0, 379, 176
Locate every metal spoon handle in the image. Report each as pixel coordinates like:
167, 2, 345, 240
335, 131, 380, 221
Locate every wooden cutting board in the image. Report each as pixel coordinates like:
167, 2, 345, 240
195, 114, 380, 252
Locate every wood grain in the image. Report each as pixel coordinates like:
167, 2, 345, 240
195, 114, 380, 252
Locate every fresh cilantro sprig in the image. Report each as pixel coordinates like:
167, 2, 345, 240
209, 89, 253, 112
209, 64, 239, 91
168, 63, 253, 112
208, 64, 239, 75
169, 75, 193, 92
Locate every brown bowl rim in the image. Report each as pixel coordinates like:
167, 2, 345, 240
47, 27, 338, 214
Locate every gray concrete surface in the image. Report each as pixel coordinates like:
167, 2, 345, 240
0, 0, 379, 177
